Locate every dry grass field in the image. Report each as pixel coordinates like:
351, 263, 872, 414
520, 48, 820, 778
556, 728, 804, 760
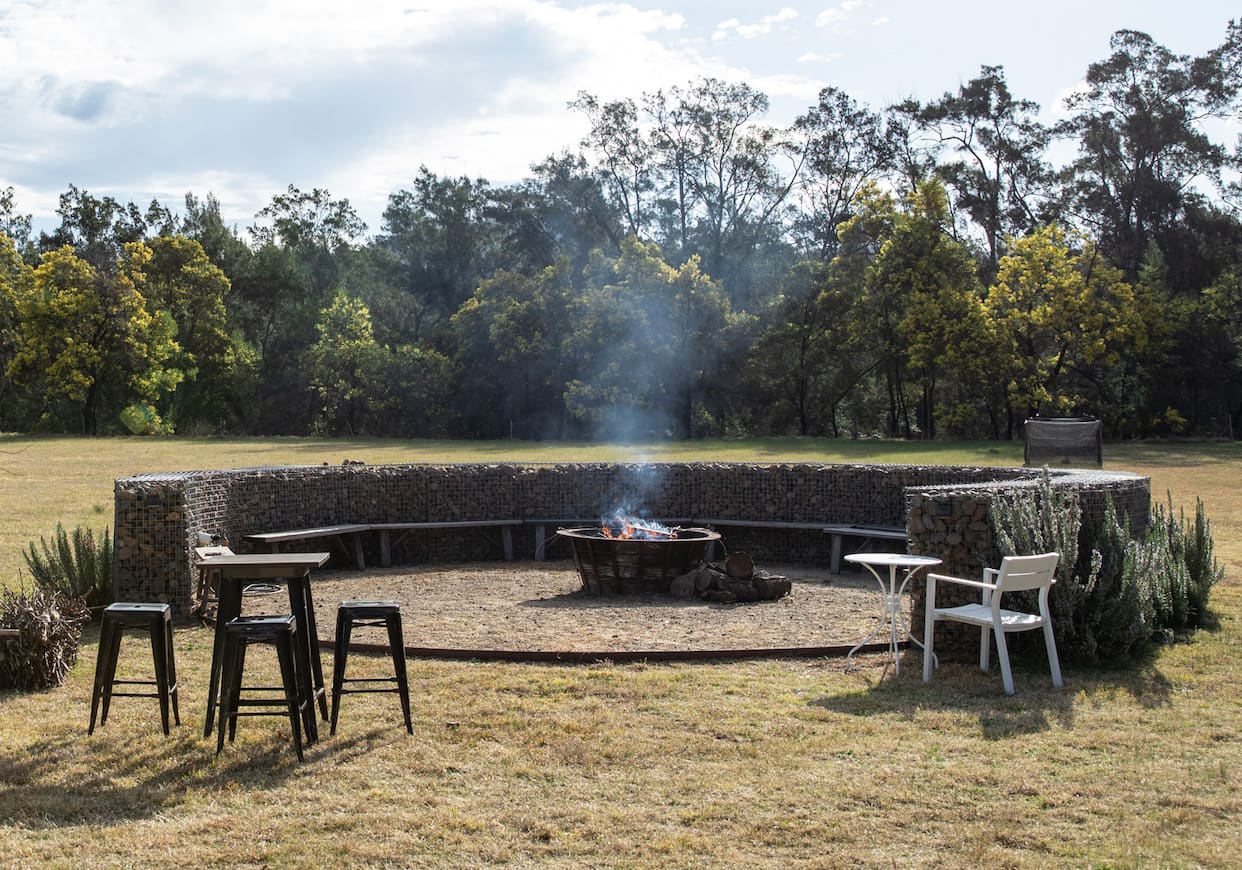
0, 436, 1239, 867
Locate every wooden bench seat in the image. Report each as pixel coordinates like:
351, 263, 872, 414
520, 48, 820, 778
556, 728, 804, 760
696, 518, 830, 530
0, 628, 19, 639
821, 524, 908, 574
245, 522, 520, 570
244, 524, 371, 569
369, 521, 518, 566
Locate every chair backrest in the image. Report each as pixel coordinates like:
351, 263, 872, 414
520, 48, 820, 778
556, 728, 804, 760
996, 552, 1060, 592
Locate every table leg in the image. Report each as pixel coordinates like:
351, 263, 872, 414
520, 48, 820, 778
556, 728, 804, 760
285, 576, 327, 743
204, 579, 243, 738
896, 569, 937, 671
301, 582, 328, 722
846, 563, 893, 670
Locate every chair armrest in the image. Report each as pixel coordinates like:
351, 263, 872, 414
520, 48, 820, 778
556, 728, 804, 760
925, 573, 997, 591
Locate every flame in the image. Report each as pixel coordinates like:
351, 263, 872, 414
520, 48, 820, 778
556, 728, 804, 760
600, 512, 678, 540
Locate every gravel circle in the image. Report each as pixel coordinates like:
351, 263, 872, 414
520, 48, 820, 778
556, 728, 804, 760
294, 561, 898, 656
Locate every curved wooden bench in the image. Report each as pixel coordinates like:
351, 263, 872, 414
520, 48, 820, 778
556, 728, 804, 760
245, 521, 521, 569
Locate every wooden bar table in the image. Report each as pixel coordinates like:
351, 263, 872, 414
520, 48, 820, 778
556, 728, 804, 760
198, 552, 331, 744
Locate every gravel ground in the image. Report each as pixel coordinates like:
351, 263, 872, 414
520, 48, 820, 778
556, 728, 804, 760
285, 560, 899, 655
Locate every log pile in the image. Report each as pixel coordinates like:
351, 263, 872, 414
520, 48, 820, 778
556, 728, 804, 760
669, 555, 792, 604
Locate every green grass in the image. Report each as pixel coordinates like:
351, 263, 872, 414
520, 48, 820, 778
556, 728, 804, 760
0, 436, 1239, 867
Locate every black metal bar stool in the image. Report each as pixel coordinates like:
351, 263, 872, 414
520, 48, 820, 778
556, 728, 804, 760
330, 601, 413, 735
216, 614, 305, 761
89, 602, 180, 735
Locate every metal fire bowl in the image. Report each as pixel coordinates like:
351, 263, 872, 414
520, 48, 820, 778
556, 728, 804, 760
556, 527, 721, 595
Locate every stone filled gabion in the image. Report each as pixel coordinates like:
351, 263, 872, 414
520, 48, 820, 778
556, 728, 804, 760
113, 462, 1150, 626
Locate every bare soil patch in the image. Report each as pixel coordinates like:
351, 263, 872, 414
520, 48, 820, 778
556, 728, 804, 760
297, 561, 891, 654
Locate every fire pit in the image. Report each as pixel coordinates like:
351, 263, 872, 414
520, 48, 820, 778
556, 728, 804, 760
557, 527, 721, 595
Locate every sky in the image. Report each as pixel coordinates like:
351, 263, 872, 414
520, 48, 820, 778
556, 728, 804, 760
0, 0, 1237, 239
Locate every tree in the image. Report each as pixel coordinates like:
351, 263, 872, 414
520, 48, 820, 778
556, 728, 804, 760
248, 185, 366, 311
39, 185, 153, 272
920, 66, 1052, 278
251, 185, 367, 252
452, 261, 575, 439
574, 78, 800, 310
570, 92, 654, 240
743, 260, 872, 436
141, 235, 241, 429
0, 232, 31, 426
377, 168, 498, 344
1188, 267, 1242, 437
648, 78, 800, 307
304, 290, 385, 435
869, 180, 988, 439
791, 87, 893, 258
0, 188, 33, 261
181, 192, 253, 277
834, 183, 909, 435
984, 225, 1150, 433
882, 98, 940, 196
564, 237, 732, 439
1056, 25, 1242, 282
8, 244, 181, 434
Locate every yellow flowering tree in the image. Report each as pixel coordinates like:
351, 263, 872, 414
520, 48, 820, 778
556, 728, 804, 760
985, 224, 1150, 426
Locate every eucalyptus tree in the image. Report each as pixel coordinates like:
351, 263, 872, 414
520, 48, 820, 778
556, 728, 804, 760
180, 192, 253, 278
570, 92, 654, 241
377, 167, 499, 346
527, 152, 623, 268
649, 78, 801, 308
564, 237, 733, 439
574, 78, 800, 310
1056, 24, 1242, 284
791, 87, 893, 259
451, 260, 575, 439
743, 259, 873, 436
919, 66, 1052, 279
39, 185, 155, 272
249, 184, 366, 311
0, 187, 33, 261
882, 99, 940, 196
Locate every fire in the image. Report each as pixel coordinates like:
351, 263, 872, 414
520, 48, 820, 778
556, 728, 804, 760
600, 512, 678, 540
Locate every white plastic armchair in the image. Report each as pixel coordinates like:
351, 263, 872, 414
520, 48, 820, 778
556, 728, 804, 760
922, 552, 1062, 695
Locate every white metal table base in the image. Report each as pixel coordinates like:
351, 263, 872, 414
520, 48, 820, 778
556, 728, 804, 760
844, 554, 941, 674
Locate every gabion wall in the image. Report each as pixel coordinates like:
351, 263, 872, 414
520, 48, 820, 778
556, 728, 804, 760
906, 471, 1152, 657
114, 462, 1149, 623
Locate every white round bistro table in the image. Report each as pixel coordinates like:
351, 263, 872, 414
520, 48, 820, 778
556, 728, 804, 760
843, 552, 942, 674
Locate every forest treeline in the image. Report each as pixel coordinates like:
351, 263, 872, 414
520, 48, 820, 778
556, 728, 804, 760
1, 25, 1240, 440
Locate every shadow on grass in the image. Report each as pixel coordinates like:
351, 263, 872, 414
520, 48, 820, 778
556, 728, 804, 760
0, 721, 389, 829
809, 646, 1175, 740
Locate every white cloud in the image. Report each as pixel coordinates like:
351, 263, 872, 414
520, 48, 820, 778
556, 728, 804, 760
872, 15, 890, 27
816, 0, 864, 29
797, 52, 842, 64
0, 0, 718, 229
713, 7, 799, 41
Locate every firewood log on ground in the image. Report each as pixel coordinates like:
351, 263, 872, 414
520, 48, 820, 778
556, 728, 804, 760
669, 558, 791, 603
